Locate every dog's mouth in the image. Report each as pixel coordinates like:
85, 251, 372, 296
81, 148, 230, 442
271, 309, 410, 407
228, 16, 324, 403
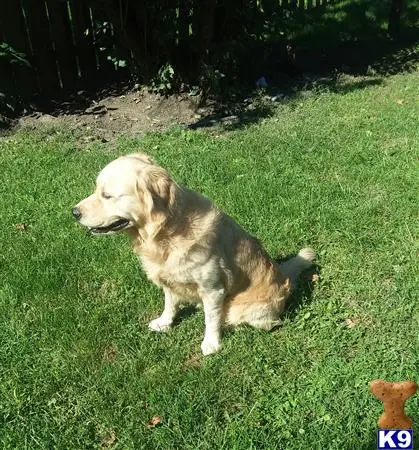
89, 218, 130, 234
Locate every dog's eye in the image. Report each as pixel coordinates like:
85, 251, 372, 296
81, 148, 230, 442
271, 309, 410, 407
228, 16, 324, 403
102, 192, 113, 199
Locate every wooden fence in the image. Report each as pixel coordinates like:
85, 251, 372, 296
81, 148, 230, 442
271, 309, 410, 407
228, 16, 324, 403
0, 0, 332, 98
0, 0, 118, 97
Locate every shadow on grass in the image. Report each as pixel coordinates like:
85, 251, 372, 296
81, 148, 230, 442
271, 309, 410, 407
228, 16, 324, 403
173, 304, 201, 327
188, 102, 275, 131
274, 253, 319, 321
187, 76, 386, 131
186, 38, 417, 131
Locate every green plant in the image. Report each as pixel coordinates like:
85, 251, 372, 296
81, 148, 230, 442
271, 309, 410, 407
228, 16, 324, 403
88, 20, 129, 70
0, 42, 31, 68
0, 42, 31, 115
151, 63, 176, 94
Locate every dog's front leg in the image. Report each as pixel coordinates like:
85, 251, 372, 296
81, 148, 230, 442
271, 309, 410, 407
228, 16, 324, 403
201, 288, 225, 355
149, 287, 179, 332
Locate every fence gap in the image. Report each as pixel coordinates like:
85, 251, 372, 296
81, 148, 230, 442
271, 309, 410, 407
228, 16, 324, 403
67, 0, 97, 82
45, 0, 79, 92
21, 0, 61, 93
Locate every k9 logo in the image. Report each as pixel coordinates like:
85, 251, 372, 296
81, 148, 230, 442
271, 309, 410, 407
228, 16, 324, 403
377, 430, 413, 449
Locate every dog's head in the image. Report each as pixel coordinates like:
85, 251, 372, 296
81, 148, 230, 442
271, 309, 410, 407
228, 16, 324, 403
73, 153, 180, 237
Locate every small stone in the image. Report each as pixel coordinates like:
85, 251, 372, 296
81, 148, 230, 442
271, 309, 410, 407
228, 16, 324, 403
221, 115, 240, 126
85, 104, 107, 115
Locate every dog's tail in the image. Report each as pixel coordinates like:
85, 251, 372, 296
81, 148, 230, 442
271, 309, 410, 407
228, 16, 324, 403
279, 247, 315, 287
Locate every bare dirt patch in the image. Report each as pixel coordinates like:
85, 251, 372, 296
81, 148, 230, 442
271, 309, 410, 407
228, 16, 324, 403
18, 88, 214, 142
101, 343, 118, 363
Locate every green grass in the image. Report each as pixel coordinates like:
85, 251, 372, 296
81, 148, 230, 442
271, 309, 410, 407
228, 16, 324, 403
1, 70, 418, 449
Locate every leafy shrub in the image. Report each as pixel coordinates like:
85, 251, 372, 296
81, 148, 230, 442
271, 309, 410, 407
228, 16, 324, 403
86, 0, 294, 94
0, 42, 32, 116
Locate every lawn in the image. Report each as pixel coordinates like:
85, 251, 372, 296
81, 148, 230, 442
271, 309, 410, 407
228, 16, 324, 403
1, 69, 418, 449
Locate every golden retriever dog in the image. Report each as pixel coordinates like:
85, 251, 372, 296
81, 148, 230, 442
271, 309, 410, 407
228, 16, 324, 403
73, 153, 314, 355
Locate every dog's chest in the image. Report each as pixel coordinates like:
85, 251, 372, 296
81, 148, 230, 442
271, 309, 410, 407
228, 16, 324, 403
139, 251, 200, 298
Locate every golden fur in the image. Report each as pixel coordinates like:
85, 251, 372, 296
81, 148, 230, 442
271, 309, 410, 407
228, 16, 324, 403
74, 153, 314, 355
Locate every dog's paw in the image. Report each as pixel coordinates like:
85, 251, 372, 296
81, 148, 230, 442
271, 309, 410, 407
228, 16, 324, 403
201, 337, 221, 356
148, 317, 172, 332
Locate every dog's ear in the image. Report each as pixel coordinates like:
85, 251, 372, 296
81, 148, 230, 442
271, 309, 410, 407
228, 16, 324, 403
147, 167, 179, 215
136, 166, 180, 229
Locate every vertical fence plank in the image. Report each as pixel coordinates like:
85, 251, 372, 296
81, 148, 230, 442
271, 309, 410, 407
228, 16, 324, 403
21, 0, 61, 93
45, 0, 78, 92
0, 0, 38, 95
68, 0, 97, 82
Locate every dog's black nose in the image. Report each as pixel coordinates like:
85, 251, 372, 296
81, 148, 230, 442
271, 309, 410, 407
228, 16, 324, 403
72, 207, 82, 220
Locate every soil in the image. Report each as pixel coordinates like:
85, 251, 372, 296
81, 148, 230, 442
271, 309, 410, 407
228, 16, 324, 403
16, 87, 217, 142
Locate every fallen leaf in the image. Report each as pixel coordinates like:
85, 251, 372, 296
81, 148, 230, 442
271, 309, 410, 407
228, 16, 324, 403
182, 353, 203, 370
82, 135, 96, 142
101, 430, 116, 447
310, 273, 320, 282
303, 272, 319, 282
15, 223, 27, 231
396, 99, 404, 105
147, 415, 163, 429
344, 318, 359, 329
102, 343, 118, 362
85, 104, 107, 115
